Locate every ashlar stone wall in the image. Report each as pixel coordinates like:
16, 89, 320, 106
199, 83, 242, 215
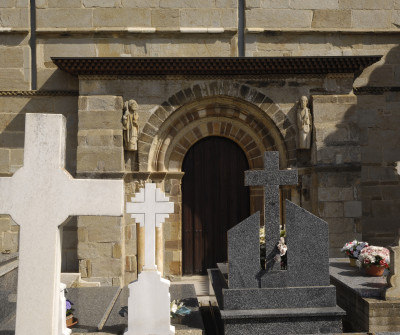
1, 0, 400, 281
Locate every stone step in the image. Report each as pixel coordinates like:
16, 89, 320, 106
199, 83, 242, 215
61, 272, 101, 288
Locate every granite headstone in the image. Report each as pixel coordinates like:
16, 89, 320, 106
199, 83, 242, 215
213, 151, 345, 335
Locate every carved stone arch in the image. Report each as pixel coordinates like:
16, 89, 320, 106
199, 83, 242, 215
138, 83, 297, 172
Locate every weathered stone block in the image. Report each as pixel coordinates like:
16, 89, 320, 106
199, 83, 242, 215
112, 243, 122, 258
180, 8, 236, 27
0, 69, 29, 90
83, 95, 123, 112
78, 130, 121, 147
0, 218, 11, 232
351, 10, 392, 29
93, 8, 151, 27
0, 0, 16, 8
159, 0, 214, 8
151, 9, 179, 27
246, 9, 313, 28
48, 0, 81, 8
78, 111, 122, 131
0, 148, 10, 174
344, 201, 362, 218
62, 230, 77, 249
86, 218, 121, 243
78, 242, 113, 259
43, 40, 97, 63
16, 0, 29, 7
312, 10, 351, 28
77, 227, 88, 242
216, 0, 237, 8
0, 8, 29, 28
320, 201, 344, 218
318, 187, 354, 202
10, 148, 24, 172
122, 0, 158, 7
2, 231, 18, 252
77, 147, 124, 172
327, 218, 354, 234
290, 0, 339, 9
339, 0, 393, 9
91, 258, 121, 277
0, 47, 24, 68
83, 0, 119, 8
126, 255, 137, 272
79, 259, 91, 278
260, 0, 289, 8
36, 9, 93, 28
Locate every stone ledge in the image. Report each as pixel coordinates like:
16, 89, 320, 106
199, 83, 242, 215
246, 28, 400, 34
221, 306, 345, 319
35, 27, 237, 35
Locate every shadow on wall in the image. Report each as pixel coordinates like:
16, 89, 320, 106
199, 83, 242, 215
320, 44, 400, 249
0, 76, 79, 271
357, 44, 400, 247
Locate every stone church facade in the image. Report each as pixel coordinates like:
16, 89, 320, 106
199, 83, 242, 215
1, 1, 399, 286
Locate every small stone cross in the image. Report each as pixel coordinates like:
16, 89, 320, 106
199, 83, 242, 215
0, 114, 124, 335
245, 151, 298, 269
126, 183, 174, 271
125, 183, 175, 335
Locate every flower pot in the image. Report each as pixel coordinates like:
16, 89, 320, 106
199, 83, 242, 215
365, 265, 385, 277
66, 314, 78, 328
349, 257, 357, 267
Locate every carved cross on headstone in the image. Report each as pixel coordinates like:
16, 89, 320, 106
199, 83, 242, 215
0, 114, 124, 335
126, 183, 174, 270
245, 151, 298, 269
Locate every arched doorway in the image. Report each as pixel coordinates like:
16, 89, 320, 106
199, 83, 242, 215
182, 136, 250, 275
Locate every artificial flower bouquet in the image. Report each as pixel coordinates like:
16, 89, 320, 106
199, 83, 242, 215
356, 245, 390, 269
341, 240, 368, 259
170, 299, 191, 318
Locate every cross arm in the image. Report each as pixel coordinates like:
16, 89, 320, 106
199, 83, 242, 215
64, 178, 124, 217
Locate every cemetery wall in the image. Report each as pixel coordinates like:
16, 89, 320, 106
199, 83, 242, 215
0, 1, 400, 281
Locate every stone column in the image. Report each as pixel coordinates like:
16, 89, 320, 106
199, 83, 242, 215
386, 234, 400, 300
76, 95, 125, 286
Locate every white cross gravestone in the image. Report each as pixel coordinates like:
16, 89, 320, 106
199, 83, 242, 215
125, 183, 175, 335
0, 114, 124, 335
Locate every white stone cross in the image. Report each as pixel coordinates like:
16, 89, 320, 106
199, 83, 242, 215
0, 114, 124, 335
125, 183, 175, 335
245, 152, 298, 270
126, 183, 174, 271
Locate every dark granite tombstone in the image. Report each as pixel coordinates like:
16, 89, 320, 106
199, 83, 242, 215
211, 152, 345, 335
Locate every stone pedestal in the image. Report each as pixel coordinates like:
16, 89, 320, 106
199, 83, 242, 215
125, 270, 174, 335
59, 283, 72, 335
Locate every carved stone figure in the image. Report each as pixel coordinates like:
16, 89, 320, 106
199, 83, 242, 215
122, 99, 139, 151
297, 96, 312, 149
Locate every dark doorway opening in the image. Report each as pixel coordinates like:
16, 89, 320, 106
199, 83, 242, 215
182, 136, 250, 275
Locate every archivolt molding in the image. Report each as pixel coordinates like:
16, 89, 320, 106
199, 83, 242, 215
138, 82, 297, 172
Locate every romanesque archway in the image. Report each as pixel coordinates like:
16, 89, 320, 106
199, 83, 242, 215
138, 86, 297, 275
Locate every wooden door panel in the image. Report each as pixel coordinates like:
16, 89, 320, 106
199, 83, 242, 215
182, 136, 250, 275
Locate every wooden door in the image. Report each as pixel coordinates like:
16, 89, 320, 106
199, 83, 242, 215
182, 136, 250, 275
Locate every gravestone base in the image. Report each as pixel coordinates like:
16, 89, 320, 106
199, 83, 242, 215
222, 309, 344, 335
126, 270, 175, 335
